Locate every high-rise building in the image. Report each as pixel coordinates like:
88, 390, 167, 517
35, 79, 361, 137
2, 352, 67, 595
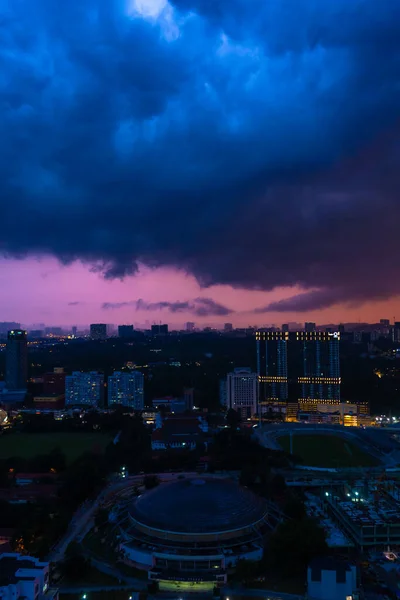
224, 368, 257, 419
393, 322, 400, 343
305, 322, 316, 332
338, 324, 345, 334
380, 319, 390, 327
151, 324, 168, 335
256, 331, 289, 408
282, 324, 289, 332
6, 330, 28, 391
297, 330, 340, 410
256, 330, 341, 418
224, 323, 233, 332
185, 322, 195, 332
90, 324, 107, 339
118, 325, 134, 338
107, 371, 144, 409
72, 326, 77, 337
65, 371, 104, 407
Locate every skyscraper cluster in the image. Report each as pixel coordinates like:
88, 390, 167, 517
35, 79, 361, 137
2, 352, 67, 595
256, 330, 341, 418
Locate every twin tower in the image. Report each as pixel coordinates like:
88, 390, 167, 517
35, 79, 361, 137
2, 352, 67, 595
256, 330, 340, 419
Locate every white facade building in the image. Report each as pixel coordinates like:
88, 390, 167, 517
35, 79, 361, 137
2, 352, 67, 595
307, 558, 358, 600
225, 368, 257, 419
108, 371, 144, 409
0, 553, 58, 600
65, 371, 104, 407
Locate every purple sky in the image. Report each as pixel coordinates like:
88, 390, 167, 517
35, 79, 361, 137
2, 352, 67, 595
0, 257, 398, 328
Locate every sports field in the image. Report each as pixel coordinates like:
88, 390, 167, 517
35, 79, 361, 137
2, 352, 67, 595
0, 432, 111, 464
278, 433, 379, 468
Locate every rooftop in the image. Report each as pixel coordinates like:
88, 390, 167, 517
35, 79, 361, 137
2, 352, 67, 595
129, 477, 268, 534
0, 553, 47, 586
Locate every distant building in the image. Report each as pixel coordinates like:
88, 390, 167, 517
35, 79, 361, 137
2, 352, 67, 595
108, 371, 144, 409
185, 322, 195, 332
0, 322, 21, 336
43, 368, 66, 395
224, 368, 257, 419
151, 324, 168, 335
151, 415, 208, 451
256, 330, 341, 417
44, 327, 62, 336
224, 323, 233, 332
338, 324, 345, 334
72, 326, 77, 337
33, 368, 66, 410
152, 396, 176, 409
183, 387, 194, 410
282, 324, 289, 332
65, 371, 104, 407
256, 331, 289, 409
90, 323, 107, 340
219, 379, 227, 407
299, 330, 340, 409
0, 552, 58, 600
6, 330, 28, 392
118, 325, 134, 338
305, 322, 316, 332
33, 394, 65, 410
380, 318, 390, 327
393, 322, 400, 343
307, 557, 357, 600
28, 330, 44, 339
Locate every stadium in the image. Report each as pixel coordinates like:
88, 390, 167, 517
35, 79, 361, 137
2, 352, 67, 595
112, 477, 273, 592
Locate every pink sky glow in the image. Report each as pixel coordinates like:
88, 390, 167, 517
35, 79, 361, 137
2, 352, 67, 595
0, 257, 398, 328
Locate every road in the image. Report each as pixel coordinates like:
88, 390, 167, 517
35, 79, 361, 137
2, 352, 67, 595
48, 472, 199, 562
223, 588, 303, 600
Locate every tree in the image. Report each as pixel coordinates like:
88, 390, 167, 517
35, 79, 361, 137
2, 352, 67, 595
267, 517, 328, 577
283, 495, 306, 520
94, 508, 109, 528
61, 541, 91, 579
143, 474, 160, 489
233, 559, 260, 585
270, 473, 286, 497
226, 408, 241, 429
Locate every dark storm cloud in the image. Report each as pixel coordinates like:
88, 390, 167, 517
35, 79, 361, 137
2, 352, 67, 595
102, 297, 233, 316
1, 0, 400, 310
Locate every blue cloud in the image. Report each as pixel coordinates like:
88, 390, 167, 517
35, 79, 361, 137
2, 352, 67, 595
0, 0, 399, 309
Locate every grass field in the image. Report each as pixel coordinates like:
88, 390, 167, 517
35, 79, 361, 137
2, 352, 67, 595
0, 432, 111, 463
278, 433, 379, 468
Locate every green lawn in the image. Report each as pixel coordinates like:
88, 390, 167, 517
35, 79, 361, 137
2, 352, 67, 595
278, 434, 379, 468
0, 432, 111, 464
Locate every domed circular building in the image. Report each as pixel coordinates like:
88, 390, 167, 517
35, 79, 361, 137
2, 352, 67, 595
115, 477, 272, 591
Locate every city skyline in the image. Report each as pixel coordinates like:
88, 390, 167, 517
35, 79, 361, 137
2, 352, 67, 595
1, 257, 400, 328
